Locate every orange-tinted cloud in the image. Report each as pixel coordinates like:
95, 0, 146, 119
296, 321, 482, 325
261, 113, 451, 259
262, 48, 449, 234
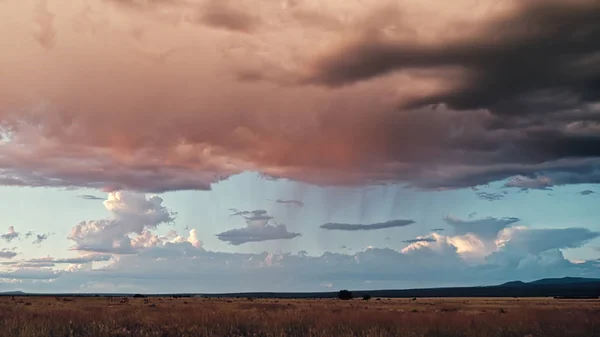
1, 0, 600, 192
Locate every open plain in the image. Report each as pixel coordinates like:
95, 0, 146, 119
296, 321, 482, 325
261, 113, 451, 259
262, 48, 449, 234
0, 296, 598, 337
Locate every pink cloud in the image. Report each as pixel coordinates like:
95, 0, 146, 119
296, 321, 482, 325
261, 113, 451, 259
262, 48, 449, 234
0, 0, 599, 192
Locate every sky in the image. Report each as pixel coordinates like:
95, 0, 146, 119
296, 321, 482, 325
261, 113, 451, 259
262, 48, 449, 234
0, 0, 599, 293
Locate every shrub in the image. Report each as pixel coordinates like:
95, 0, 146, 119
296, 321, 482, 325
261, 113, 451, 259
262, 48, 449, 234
337, 290, 353, 300
362, 294, 372, 301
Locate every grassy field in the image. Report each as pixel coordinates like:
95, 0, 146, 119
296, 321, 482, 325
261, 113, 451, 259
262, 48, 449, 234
0, 296, 598, 336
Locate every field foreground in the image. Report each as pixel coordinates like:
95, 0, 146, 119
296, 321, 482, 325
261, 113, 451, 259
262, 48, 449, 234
0, 296, 598, 337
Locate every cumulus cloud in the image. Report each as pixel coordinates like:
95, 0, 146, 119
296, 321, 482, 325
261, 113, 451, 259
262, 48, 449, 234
320, 219, 415, 231
481, 227, 600, 278
304, 1, 600, 113
68, 191, 176, 254
444, 215, 520, 240
1, 226, 19, 243
217, 210, 300, 245
495, 227, 600, 255
1, 221, 600, 292
0, 0, 599, 193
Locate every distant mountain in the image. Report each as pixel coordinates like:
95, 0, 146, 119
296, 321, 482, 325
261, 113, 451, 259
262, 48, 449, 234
528, 277, 600, 285
199, 277, 600, 298
499, 281, 527, 287
0, 277, 599, 298
499, 277, 600, 287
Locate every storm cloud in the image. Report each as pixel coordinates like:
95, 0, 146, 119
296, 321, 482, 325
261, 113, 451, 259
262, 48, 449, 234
0, 0, 599, 193
306, 1, 600, 117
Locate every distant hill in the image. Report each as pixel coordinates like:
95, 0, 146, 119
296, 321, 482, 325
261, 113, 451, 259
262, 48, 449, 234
528, 277, 600, 285
500, 277, 600, 287
500, 281, 528, 287
0, 291, 26, 296
1, 277, 599, 298
201, 277, 600, 299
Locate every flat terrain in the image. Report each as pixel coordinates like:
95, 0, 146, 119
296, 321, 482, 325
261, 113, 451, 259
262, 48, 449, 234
0, 296, 599, 336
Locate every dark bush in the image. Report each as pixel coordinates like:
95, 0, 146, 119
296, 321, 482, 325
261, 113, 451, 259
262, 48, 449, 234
337, 290, 353, 300
362, 294, 372, 301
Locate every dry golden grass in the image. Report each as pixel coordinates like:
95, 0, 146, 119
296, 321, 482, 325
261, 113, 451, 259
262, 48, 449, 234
0, 296, 599, 336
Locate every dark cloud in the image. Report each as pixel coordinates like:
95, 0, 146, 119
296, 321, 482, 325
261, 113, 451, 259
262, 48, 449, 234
320, 219, 415, 231
197, 0, 260, 33
430, 228, 445, 232
1, 226, 19, 243
403, 238, 436, 244
230, 209, 274, 223
230, 209, 267, 217
220, 209, 300, 245
27, 255, 112, 264
24, 231, 33, 239
274, 199, 304, 207
0, 249, 17, 259
476, 191, 505, 202
444, 215, 520, 240
216, 224, 301, 245
2, 0, 600, 194
77, 194, 105, 200
33, 233, 52, 245
306, 1, 600, 116
580, 189, 595, 195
